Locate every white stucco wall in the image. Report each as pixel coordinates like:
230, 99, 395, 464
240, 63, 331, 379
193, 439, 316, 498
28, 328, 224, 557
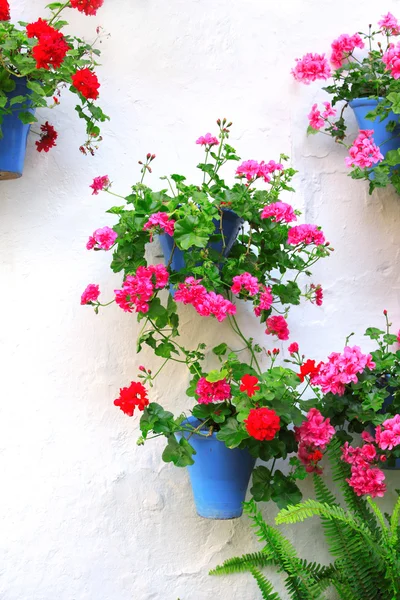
1, 0, 400, 598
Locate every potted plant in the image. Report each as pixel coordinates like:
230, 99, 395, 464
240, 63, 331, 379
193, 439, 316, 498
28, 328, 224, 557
0, 0, 109, 180
81, 120, 333, 518
292, 12, 400, 194
295, 311, 400, 468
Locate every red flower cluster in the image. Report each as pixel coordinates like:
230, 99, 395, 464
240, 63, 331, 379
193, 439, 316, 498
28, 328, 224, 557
297, 359, 321, 383
114, 381, 149, 417
72, 68, 100, 100
70, 0, 104, 16
0, 0, 10, 21
240, 374, 260, 397
26, 19, 70, 70
245, 407, 280, 441
36, 121, 58, 152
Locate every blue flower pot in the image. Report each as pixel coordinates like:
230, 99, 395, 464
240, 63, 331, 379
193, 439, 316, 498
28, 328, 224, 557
0, 78, 34, 180
159, 208, 243, 280
176, 417, 256, 519
349, 98, 400, 166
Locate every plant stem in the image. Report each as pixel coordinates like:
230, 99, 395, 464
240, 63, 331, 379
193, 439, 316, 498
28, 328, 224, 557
228, 313, 263, 375
48, 1, 70, 25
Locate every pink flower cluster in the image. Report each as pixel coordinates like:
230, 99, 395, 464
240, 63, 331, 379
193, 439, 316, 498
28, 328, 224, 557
379, 12, 400, 35
308, 102, 336, 131
253, 286, 273, 317
291, 53, 331, 84
175, 277, 236, 322
231, 272, 260, 296
114, 264, 169, 313
288, 342, 299, 354
310, 284, 323, 306
236, 160, 283, 183
312, 345, 375, 396
261, 201, 297, 223
376, 415, 400, 450
90, 175, 110, 195
382, 42, 400, 79
287, 224, 326, 246
330, 33, 364, 68
196, 133, 219, 146
195, 377, 231, 404
295, 408, 335, 473
265, 315, 289, 341
86, 226, 118, 250
81, 283, 100, 305
143, 212, 175, 237
345, 130, 384, 168
342, 441, 386, 498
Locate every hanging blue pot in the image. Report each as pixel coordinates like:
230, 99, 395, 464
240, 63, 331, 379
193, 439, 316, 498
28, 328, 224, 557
176, 417, 256, 519
0, 78, 34, 181
349, 97, 400, 161
159, 208, 243, 275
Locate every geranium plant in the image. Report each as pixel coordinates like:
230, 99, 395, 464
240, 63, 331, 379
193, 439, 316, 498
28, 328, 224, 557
292, 12, 400, 194
81, 120, 333, 508
0, 0, 108, 154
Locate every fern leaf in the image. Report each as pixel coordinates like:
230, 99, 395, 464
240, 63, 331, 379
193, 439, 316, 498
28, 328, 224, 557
390, 494, 400, 546
248, 567, 281, 600
209, 551, 275, 576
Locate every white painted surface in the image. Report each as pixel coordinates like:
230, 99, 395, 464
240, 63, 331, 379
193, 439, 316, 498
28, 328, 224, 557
1, 1, 400, 598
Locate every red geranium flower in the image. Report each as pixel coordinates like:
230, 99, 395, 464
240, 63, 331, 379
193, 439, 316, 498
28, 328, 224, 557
298, 359, 321, 383
0, 0, 10, 21
240, 374, 260, 397
114, 381, 149, 417
27, 19, 70, 70
36, 122, 58, 152
72, 68, 100, 100
245, 407, 280, 441
70, 0, 104, 16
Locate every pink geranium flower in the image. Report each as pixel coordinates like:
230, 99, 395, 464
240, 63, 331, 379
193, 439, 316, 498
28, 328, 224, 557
261, 201, 297, 223
254, 286, 273, 317
114, 264, 169, 314
143, 212, 175, 237
90, 175, 110, 195
308, 104, 325, 130
196, 133, 219, 146
175, 277, 236, 322
265, 315, 289, 340
81, 283, 100, 305
236, 160, 283, 183
322, 102, 336, 118
312, 345, 375, 396
231, 272, 260, 296
383, 42, 400, 78
287, 224, 326, 246
291, 52, 332, 84
195, 377, 231, 404
330, 33, 364, 68
86, 226, 117, 250
379, 12, 400, 35
345, 130, 384, 168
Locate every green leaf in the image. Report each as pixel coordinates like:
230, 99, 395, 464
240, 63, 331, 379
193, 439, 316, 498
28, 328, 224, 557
270, 470, 302, 509
216, 418, 248, 448
206, 369, 229, 383
307, 125, 319, 136
384, 149, 400, 167
174, 215, 211, 249
140, 402, 174, 437
212, 343, 228, 357
387, 92, 400, 113
250, 466, 273, 502
18, 111, 37, 125
162, 435, 195, 467
272, 281, 301, 306
365, 327, 385, 340
154, 341, 177, 358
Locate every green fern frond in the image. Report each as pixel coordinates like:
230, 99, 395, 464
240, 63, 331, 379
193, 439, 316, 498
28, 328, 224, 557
209, 551, 275, 576
390, 495, 400, 546
248, 567, 281, 600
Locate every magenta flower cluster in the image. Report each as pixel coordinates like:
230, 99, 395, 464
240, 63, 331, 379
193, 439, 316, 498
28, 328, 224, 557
330, 33, 364, 68
86, 226, 118, 251
287, 224, 326, 246
311, 345, 376, 396
175, 277, 236, 322
291, 52, 331, 84
261, 201, 297, 223
295, 408, 335, 473
143, 211, 175, 237
195, 377, 231, 404
345, 130, 384, 169
114, 264, 169, 314
236, 159, 283, 183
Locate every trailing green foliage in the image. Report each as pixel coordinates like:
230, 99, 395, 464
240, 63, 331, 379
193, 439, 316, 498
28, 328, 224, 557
210, 445, 400, 599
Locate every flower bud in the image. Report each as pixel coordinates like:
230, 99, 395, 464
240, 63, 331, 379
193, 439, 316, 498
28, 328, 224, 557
138, 365, 146, 372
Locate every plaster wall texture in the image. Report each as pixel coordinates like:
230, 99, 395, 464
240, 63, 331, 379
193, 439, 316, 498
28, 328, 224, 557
1, 0, 400, 599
